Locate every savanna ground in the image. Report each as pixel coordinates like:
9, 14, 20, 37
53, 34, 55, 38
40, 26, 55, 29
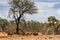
0, 35, 60, 40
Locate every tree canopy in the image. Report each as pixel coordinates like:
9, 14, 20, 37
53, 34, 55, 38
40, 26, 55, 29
9, 0, 38, 34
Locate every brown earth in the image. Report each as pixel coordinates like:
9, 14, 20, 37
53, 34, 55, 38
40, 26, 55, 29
0, 35, 60, 40
0, 32, 60, 40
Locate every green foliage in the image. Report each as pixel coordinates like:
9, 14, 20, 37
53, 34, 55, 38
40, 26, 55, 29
0, 16, 60, 35
48, 16, 58, 25
47, 16, 59, 35
0, 17, 9, 32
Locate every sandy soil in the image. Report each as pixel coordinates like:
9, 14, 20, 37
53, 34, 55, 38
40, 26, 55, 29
0, 35, 60, 40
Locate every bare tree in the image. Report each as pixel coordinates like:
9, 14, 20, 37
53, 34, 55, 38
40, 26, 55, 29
9, 0, 37, 34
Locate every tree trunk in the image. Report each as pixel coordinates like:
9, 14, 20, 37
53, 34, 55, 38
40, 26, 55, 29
16, 19, 25, 34
16, 22, 19, 34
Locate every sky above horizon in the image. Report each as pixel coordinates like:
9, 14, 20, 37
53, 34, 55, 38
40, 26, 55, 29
0, 0, 60, 22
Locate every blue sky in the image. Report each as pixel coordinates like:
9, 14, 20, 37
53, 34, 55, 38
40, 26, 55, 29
0, 0, 60, 22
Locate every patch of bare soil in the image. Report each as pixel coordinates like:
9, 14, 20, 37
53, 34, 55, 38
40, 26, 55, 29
0, 35, 60, 40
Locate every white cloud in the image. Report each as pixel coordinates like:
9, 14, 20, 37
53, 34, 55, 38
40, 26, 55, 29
33, 0, 60, 2
0, 10, 8, 18
35, 2, 58, 13
35, 2, 57, 8
0, 0, 8, 4
0, 0, 10, 18
57, 9, 60, 14
25, 2, 59, 22
0, 0, 60, 22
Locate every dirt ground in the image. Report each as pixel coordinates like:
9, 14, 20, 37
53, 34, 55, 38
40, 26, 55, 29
0, 35, 60, 40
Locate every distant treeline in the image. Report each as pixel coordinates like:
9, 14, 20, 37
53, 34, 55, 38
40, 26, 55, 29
0, 16, 60, 35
